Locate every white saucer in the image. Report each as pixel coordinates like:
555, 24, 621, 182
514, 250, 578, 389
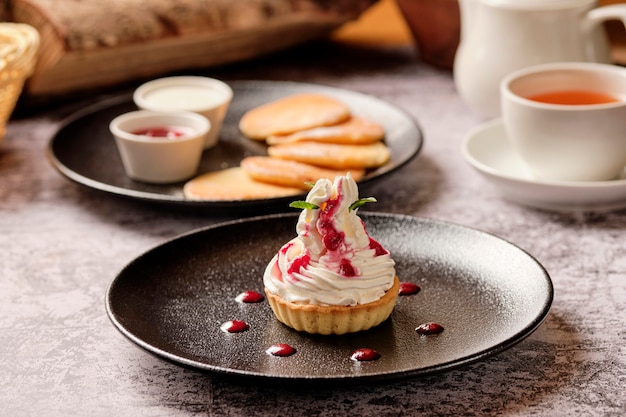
462, 119, 626, 212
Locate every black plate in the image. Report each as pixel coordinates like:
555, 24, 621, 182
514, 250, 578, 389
105, 213, 553, 384
48, 81, 422, 213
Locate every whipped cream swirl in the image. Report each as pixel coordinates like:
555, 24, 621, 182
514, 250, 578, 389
263, 175, 396, 306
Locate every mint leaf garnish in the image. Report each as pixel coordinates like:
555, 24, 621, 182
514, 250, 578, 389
289, 201, 319, 210
349, 197, 377, 211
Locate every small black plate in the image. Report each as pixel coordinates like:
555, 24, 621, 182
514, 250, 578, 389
48, 81, 422, 213
105, 213, 553, 384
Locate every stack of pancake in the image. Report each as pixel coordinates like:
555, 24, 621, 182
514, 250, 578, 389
184, 93, 391, 200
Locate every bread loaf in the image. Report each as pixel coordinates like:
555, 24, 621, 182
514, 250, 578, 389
10, 0, 377, 96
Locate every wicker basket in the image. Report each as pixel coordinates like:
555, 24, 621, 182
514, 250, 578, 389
0, 23, 39, 143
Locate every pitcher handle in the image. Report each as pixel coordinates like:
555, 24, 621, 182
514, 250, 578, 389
585, 4, 626, 33
583, 4, 626, 62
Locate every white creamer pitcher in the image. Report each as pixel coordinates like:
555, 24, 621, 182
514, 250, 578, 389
453, 0, 626, 119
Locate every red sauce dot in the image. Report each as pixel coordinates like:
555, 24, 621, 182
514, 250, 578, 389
220, 320, 249, 333
235, 290, 264, 303
399, 282, 421, 296
350, 348, 381, 361
415, 322, 444, 335
266, 343, 297, 357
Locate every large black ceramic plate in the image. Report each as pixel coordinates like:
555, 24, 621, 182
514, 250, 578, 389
106, 213, 553, 384
48, 81, 422, 213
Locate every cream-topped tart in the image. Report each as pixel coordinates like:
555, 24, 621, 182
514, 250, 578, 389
263, 174, 398, 335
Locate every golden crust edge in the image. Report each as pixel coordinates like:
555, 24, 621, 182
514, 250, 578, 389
264, 276, 400, 335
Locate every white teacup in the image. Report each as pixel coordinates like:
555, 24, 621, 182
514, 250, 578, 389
501, 62, 626, 182
133, 76, 232, 150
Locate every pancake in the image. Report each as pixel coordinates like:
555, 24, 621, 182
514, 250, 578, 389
183, 167, 302, 200
240, 156, 365, 189
267, 141, 391, 169
266, 116, 385, 145
239, 93, 351, 140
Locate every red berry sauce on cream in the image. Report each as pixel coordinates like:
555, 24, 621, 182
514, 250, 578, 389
339, 259, 356, 277
369, 238, 388, 256
287, 253, 311, 276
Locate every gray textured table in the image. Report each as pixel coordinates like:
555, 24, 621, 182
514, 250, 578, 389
2, 42, 625, 416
